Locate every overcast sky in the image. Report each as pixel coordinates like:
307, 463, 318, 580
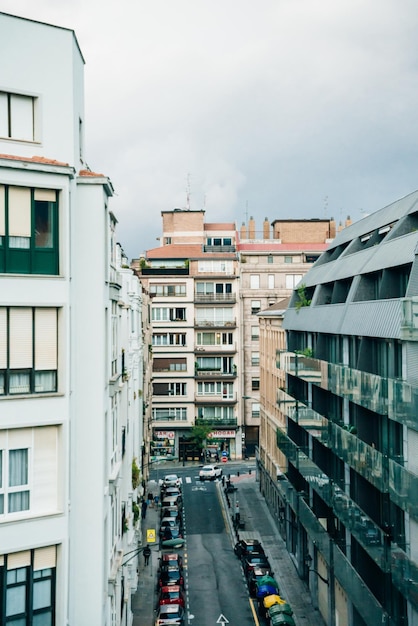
2, 0, 418, 259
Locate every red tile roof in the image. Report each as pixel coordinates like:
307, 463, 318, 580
238, 242, 329, 251
0, 153, 69, 166
79, 169, 105, 177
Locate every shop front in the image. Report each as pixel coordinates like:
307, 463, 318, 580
207, 429, 239, 460
151, 430, 175, 460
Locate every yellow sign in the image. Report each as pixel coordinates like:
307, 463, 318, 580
147, 529, 156, 543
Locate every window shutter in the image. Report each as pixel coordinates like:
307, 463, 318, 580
10, 94, 33, 141
34, 546, 56, 570
35, 308, 57, 370
8, 550, 31, 568
0, 308, 6, 369
0, 93, 8, 137
8, 187, 31, 237
34, 189, 56, 202
9, 308, 32, 368
0, 185, 5, 236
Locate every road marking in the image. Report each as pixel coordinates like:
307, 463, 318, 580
249, 598, 260, 626
217, 614, 229, 624
185, 476, 192, 483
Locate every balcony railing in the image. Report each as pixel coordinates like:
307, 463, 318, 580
194, 319, 236, 328
278, 351, 418, 429
195, 392, 237, 403
194, 294, 236, 303
195, 417, 237, 427
195, 369, 237, 378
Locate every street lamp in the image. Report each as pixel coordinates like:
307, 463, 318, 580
304, 554, 329, 585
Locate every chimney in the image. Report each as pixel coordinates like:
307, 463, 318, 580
240, 221, 247, 240
345, 215, 352, 228
248, 216, 256, 239
263, 217, 270, 239
329, 217, 336, 239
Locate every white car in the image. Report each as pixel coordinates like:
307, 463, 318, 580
199, 464, 222, 481
160, 474, 182, 489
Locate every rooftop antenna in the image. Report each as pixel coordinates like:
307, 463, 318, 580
323, 195, 328, 218
245, 200, 249, 224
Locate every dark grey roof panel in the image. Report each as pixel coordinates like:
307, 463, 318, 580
284, 299, 402, 338
340, 300, 402, 338
283, 304, 345, 333
326, 190, 418, 251
360, 233, 418, 274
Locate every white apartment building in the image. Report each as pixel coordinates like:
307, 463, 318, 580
136, 209, 243, 460
0, 13, 144, 626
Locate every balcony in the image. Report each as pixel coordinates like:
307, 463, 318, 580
194, 343, 237, 354
195, 392, 237, 404
194, 293, 236, 304
141, 267, 189, 276
195, 368, 237, 379
195, 417, 237, 427
194, 319, 236, 329
401, 296, 418, 340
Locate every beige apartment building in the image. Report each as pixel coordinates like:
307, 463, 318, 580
237, 216, 338, 454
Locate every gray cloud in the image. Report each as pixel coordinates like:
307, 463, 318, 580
2, 0, 418, 257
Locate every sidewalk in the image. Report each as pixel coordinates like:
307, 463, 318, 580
131, 466, 325, 626
131, 478, 161, 626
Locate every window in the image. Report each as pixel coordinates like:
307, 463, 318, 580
0, 307, 58, 396
285, 256, 293, 263
268, 274, 275, 289
195, 282, 232, 300
198, 260, 233, 273
0, 91, 38, 142
150, 284, 186, 297
250, 274, 260, 289
0, 185, 58, 274
251, 352, 260, 366
153, 358, 187, 372
285, 274, 303, 289
152, 333, 186, 346
196, 356, 233, 373
251, 402, 260, 418
197, 382, 234, 397
195, 308, 234, 325
0, 448, 29, 515
252, 379, 260, 391
152, 408, 187, 421
268, 255, 273, 264
251, 326, 259, 341
153, 382, 187, 396
196, 332, 233, 346
0, 548, 56, 624
151, 307, 186, 321
251, 300, 261, 314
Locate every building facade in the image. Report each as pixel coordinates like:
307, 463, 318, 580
135, 209, 242, 461
260, 191, 418, 625
238, 216, 336, 454
0, 13, 144, 625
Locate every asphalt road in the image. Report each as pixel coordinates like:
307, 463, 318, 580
150, 464, 259, 626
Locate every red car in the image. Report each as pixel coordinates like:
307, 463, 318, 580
159, 553, 183, 571
157, 585, 185, 608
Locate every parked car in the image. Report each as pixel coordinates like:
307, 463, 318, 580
157, 585, 185, 608
161, 506, 182, 524
243, 554, 272, 578
363, 526, 381, 546
155, 604, 185, 626
161, 495, 183, 511
234, 538, 265, 560
199, 464, 223, 481
161, 474, 182, 489
159, 553, 183, 571
163, 487, 183, 500
157, 566, 184, 589
161, 517, 183, 534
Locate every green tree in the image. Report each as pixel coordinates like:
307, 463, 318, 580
189, 425, 212, 451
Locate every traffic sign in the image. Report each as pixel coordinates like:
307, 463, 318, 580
147, 528, 156, 543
